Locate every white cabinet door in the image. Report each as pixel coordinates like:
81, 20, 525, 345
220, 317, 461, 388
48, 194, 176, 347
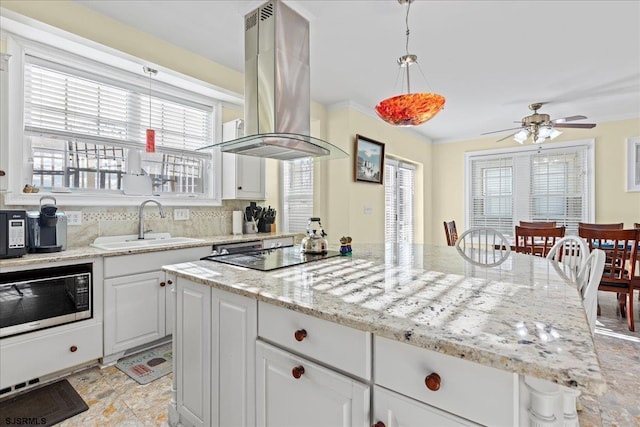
222, 152, 266, 200
104, 271, 165, 355
256, 341, 370, 427
211, 288, 257, 427
373, 386, 479, 427
175, 278, 211, 427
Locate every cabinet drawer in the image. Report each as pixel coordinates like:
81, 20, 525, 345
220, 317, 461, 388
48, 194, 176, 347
375, 336, 517, 427
104, 246, 210, 277
258, 302, 371, 380
0, 322, 102, 389
374, 385, 480, 427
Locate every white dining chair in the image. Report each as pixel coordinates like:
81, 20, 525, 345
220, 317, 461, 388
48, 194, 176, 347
546, 235, 590, 283
576, 249, 606, 333
455, 227, 511, 267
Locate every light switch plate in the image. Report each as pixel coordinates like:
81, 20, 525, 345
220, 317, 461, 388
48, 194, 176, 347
174, 208, 190, 221
363, 205, 373, 215
66, 211, 82, 225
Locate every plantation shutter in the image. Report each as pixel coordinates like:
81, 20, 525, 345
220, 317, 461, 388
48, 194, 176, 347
282, 158, 313, 233
385, 159, 415, 243
469, 156, 514, 237
24, 55, 212, 155
467, 143, 591, 238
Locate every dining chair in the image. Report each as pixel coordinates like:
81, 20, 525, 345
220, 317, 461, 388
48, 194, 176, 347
455, 227, 511, 267
443, 220, 458, 246
515, 226, 566, 257
578, 222, 624, 230
546, 236, 590, 283
576, 249, 606, 333
578, 227, 639, 332
519, 221, 557, 228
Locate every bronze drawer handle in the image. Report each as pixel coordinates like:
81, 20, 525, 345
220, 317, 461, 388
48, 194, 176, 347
167, 279, 173, 285
425, 372, 441, 391
292, 365, 305, 379
294, 329, 307, 342
160, 282, 166, 287
70, 345, 78, 353
373, 422, 386, 427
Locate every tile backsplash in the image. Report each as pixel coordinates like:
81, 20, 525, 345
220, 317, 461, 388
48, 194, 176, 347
1, 196, 248, 249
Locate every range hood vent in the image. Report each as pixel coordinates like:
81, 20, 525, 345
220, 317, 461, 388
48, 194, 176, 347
200, 0, 347, 161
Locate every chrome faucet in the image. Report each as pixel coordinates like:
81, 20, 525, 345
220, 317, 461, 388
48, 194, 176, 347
138, 199, 166, 240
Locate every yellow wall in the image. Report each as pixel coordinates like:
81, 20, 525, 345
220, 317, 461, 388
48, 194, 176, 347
432, 118, 640, 243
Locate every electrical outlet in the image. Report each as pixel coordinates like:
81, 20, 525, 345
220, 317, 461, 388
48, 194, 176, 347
66, 211, 82, 226
174, 208, 190, 221
363, 205, 373, 215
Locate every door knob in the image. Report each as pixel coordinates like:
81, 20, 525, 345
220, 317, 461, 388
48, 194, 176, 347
292, 365, 305, 379
294, 329, 307, 342
425, 372, 441, 391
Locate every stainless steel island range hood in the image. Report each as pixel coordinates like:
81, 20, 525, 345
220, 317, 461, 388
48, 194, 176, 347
203, 0, 347, 161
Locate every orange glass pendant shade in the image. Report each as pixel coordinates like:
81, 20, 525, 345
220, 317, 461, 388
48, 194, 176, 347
375, 93, 445, 126
146, 128, 155, 153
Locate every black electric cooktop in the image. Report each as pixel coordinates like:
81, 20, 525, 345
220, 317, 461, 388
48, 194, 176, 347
201, 246, 341, 271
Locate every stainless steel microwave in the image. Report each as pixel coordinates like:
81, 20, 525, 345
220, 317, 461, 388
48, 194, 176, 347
0, 210, 27, 259
0, 263, 92, 338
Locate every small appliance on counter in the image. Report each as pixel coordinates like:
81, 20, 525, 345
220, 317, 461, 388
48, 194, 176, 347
300, 217, 328, 254
26, 196, 67, 253
0, 210, 27, 259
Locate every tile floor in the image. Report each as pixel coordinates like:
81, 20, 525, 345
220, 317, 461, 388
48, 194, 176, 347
22, 292, 640, 426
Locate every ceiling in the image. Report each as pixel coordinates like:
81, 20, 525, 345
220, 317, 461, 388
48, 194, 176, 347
72, 0, 640, 144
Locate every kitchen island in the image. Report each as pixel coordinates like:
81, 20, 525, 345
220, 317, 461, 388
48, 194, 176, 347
163, 244, 605, 427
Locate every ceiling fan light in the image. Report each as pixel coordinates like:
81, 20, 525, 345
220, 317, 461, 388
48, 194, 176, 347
550, 128, 562, 139
538, 125, 554, 139
513, 129, 529, 144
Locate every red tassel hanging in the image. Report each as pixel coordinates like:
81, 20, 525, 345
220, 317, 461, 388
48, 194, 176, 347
146, 128, 155, 153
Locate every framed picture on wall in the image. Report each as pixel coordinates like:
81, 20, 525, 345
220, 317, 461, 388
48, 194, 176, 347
354, 134, 385, 184
627, 136, 640, 192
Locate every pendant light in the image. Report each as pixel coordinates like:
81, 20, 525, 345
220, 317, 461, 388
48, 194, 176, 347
375, 0, 445, 127
143, 66, 157, 153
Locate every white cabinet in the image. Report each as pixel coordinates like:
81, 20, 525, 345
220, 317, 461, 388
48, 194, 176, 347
222, 119, 265, 200
103, 246, 210, 363
173, 277, 257, 427
175, 277, 211, 427
256, 340, 370, 427
104, 271, 166, 356
373, 385, 480, 427
374, 336, 518, 427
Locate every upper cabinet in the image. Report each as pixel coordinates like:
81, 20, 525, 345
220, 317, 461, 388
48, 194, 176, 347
222, 120, 266, 200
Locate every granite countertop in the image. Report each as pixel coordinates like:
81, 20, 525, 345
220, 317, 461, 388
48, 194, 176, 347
163, 243, 606, 396
0, 232, 299, 268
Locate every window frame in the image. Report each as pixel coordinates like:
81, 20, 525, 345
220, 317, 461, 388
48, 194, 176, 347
626, 136, 640, 192
1, 15, 243, 206
464, 139, 595, 237
385, 158, 416, 244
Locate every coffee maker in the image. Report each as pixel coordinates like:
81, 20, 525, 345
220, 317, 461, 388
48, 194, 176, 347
27, 196, 67, 253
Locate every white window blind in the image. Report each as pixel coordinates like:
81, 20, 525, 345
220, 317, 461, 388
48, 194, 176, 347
23, 55, 213, 194
281, 158, 313, 233
467, 142, 592, 237
385, 159, 415, 243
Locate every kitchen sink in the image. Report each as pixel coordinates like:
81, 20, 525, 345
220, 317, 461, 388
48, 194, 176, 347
91, 233, 206, 251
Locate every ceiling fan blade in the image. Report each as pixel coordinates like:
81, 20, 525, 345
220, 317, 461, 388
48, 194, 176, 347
496, 132, 519, 143
552, 115, 587, 123
481, 126, 523, 136
554, 123, 596, 129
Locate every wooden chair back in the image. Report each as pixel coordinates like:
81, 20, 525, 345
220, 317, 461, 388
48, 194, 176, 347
519, 221, 557, 228
455, 227, 511, 267
578, 222, 624, 231
578, 228, 639, 331
634, 223, 640, 229
443, 220, 458, 246
515, 226, 566, 257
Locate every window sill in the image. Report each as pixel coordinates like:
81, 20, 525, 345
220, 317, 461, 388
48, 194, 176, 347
2, 191, 223, 207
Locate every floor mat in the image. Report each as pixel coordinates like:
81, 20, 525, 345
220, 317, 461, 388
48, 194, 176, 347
0, 379, 88, 427
115, 343, 173, 385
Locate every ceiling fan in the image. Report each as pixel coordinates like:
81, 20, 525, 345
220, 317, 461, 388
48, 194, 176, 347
482, 102, 596, 144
